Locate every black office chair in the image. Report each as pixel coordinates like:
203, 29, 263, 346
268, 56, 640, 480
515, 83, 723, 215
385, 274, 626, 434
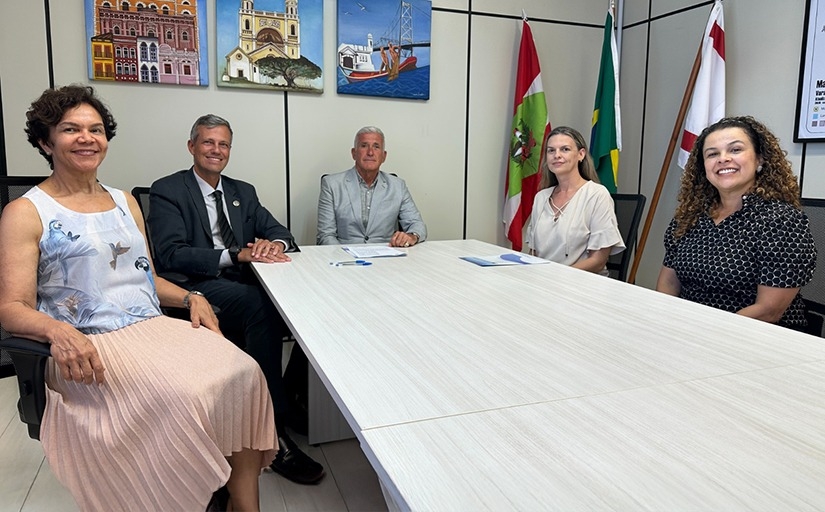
800, 198, 825, 337
131, 186, 156, 256
607, 193, 646, 282
132, 186, 200, 287
0, 175, 52, 440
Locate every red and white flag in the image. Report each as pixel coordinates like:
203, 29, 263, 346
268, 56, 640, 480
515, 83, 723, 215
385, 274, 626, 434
678, 0, 725, 169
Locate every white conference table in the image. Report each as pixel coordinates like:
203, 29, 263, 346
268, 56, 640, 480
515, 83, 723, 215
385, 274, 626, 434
253, 239, 825, 511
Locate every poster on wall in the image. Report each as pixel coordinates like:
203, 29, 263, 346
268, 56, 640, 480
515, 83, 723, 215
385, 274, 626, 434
217, 0, 323, 93
336, 0, 432, 100
795, 0, 825, 142
85, 0, 209, 86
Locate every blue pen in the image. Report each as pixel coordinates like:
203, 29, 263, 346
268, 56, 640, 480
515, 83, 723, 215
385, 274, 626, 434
330, 260, 372, 266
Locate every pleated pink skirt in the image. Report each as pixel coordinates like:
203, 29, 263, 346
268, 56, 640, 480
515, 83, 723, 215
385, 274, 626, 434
40, 315, 278, 511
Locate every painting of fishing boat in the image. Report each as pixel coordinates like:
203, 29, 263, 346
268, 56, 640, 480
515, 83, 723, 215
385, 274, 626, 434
337, 0, 431, 100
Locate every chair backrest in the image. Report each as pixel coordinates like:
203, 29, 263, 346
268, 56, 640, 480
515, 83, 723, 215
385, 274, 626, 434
0, 176, 48, 378
800, 198, 825, 336
131, 186, 155, 258
606, 193, 646, 282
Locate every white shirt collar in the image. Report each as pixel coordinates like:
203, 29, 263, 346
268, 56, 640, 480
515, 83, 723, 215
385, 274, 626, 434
192, 169, 224, 199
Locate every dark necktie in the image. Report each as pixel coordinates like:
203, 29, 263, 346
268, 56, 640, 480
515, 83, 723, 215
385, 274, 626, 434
211, 190, 238, 249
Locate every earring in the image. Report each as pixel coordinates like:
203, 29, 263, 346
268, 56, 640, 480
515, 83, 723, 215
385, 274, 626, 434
757, 165, 763, 173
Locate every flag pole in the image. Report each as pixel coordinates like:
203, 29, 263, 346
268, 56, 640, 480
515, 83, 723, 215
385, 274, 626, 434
614, 0, 623, 62
627, 41, 703, 284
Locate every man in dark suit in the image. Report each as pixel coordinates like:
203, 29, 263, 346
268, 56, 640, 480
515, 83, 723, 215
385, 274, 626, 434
148, 114, 324, 485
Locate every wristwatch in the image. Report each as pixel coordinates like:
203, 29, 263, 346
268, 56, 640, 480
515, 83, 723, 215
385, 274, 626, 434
228, 246, 241, 265
182, 290, 205, 310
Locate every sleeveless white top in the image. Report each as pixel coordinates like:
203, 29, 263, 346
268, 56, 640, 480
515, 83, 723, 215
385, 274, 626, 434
25, 185, 161, 334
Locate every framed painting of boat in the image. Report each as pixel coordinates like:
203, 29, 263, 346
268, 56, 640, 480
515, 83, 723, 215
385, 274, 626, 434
337, 0, 432, 100
85, 0, 209, 86
216, 0, 324, 93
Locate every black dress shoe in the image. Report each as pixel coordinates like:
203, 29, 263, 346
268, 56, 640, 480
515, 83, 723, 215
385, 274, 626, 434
270, 434, 325, 485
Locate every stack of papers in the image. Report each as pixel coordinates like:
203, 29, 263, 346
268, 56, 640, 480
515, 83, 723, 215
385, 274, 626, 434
342, 246, 407, 258
459, 253, 549, 267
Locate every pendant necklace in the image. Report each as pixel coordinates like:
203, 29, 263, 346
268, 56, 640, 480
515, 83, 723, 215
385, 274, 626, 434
550, 195, 572, 221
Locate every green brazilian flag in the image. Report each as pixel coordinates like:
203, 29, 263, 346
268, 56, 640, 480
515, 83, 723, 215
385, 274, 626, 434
590, 8, 622, 193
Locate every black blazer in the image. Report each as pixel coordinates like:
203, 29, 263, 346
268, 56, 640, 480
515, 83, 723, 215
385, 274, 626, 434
148, 168, 296, 281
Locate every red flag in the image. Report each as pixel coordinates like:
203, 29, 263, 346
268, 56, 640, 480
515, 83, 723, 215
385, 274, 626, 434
678, 0, 725, 168
503, 18, 550, 251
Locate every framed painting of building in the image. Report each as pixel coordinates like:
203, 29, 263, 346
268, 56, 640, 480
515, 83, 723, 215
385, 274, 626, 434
336, 0, 432, 100
85, 0, 209, 86
217, 0, 324, 93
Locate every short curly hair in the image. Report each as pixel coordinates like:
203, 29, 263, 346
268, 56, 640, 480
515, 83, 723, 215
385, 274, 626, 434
25, 85, 117, 169
671, 115, 801, 239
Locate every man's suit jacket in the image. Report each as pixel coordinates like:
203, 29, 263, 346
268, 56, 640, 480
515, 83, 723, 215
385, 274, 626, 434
149, 168, 296, 281
316, 168, 427, 245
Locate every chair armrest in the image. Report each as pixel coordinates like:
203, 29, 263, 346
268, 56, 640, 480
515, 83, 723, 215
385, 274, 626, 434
803, 298, 825, 316
0, 336, 51, 440
0, 336, 52, 356
158, 271, 190, 285
155, 272, 221, 315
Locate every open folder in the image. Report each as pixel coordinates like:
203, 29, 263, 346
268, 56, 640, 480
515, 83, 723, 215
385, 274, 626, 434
459, 253, 549, 267
342, 246, 407, 258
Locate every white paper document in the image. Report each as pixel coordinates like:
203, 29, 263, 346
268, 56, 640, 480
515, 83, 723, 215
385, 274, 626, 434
459, 253, 549, 267
342, 246, 407, 258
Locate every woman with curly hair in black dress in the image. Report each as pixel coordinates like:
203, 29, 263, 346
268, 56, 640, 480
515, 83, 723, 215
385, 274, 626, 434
656, 116, 816, 330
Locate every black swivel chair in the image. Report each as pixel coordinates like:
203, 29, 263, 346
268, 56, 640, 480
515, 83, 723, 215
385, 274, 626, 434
131, 186, 214, 286
0, 175, 52, 440
607, 193, 647, 282
800, 198, 825, 337
130, 186, 205, 316
131, 187, 157, 257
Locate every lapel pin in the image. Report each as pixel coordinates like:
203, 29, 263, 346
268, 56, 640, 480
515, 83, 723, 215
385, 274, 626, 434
232, 200, 240, 207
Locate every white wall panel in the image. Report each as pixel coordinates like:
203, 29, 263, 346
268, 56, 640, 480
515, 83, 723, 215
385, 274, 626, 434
616, 24, 647, 194
723, 0, 806, 173
288, 2, 468, 246
633, 6, 707, 288
651, 0, 704, 18
623, 0, 651, 27
1, 0, 51, 176
433, 0, 468, 10
471, 0, 606, 25
801, 146, 825, 199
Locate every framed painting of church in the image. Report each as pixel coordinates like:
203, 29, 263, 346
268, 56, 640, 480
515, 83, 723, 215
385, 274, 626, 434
85, 0, 209, 86
216, 0, 324, 93
336, 0, 432, 100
